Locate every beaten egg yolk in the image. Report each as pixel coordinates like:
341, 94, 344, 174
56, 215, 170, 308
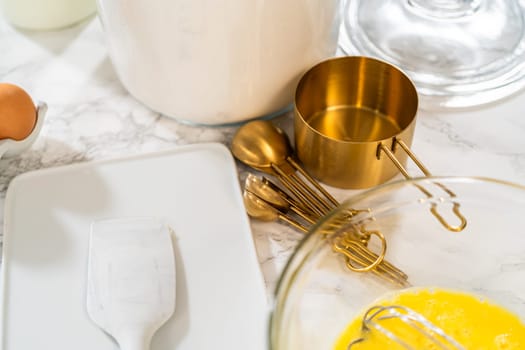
334, 288, 525, 350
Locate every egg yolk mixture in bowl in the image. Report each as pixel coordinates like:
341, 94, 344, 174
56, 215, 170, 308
270, 178, 525, 350
334, 288, 525, 349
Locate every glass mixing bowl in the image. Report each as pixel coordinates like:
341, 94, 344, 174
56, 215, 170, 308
270, 176, 525, 349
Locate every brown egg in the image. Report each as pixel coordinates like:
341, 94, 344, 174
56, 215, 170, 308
0, 83, 37, 141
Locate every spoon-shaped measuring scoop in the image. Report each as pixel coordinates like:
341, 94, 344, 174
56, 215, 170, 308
231, 120, 292, 173
245, 174, 316, 224
86, 218, 176, 350
231, 120, 339, 216
243, 190, 308, 232
245, 173, 290, 210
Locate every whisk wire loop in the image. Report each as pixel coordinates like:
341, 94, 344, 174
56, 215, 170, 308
348, 305, 465, 350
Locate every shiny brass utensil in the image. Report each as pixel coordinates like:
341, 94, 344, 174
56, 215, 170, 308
231, 120, 338, 218
243, 174, 408, 285
243, 189, 309, 232
378, 140, 467, 232
243, 187, 406, 284
245, 174, 289, 210
231, 118, 408, 282
294, 56, 466, 232
245, 174, 316, 225
332, 237, 407, 286
348, 305, 464, 349
323, 205, 408, 285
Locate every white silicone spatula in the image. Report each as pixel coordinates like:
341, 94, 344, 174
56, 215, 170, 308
86, 218, 176, 350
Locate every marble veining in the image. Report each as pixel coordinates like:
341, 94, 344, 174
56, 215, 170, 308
1, 14, 525, 292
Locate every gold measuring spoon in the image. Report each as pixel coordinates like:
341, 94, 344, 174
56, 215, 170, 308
232, 121, 405, 283
243, 190, 309, 232
243, 174, 407, 285
245, 174, 316, 225
231, 120, 338, 217
243, 188, 406, 284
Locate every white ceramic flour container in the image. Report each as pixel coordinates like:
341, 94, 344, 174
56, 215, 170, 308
96, 0, 342, 125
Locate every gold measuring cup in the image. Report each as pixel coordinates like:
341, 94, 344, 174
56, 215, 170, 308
295, 56, 418, 189
294, 56, 466, 232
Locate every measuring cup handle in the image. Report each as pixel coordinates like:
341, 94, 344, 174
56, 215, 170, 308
430, 201, 467, 232
378, 138, 468, 233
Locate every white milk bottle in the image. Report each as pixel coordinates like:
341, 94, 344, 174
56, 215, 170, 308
0, 0, 96, 30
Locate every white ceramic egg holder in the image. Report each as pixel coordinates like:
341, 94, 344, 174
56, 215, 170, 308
0, 102, 46, 160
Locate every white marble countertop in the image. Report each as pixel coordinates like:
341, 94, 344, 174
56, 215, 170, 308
1, 15, 524, 295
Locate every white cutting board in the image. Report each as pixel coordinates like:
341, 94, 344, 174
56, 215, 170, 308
0, 143, 269, 349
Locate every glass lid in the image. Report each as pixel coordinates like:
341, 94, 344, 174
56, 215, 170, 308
339, 0, 525, 110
